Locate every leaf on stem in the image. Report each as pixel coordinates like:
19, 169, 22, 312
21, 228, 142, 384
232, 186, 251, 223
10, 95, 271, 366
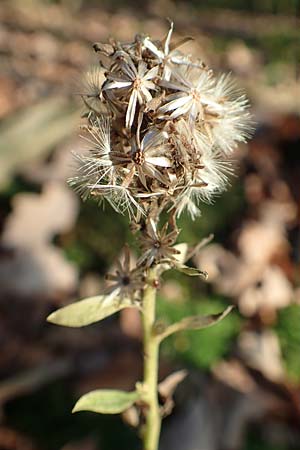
47, 295, 137, 327
157, 244, 207, 277
176, 264, 208, 279
157, 305, 234, 341
72, 389, 140, 414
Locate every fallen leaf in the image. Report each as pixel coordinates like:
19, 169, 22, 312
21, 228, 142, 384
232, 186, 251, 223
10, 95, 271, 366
238, 330, 285, 382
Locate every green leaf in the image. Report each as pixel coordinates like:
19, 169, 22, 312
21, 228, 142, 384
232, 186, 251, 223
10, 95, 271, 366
72, 389, 140, 414
176, 264, 208, 279
177, 305, 234, 330
47, 295, 136, 327
158, 305, 234, 341
157, 297, 241, 368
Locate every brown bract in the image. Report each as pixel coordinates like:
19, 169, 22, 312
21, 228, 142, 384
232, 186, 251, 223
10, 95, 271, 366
138, 219, 180, 267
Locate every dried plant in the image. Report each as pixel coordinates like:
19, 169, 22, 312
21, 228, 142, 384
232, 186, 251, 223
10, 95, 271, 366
47, 22, 252, 450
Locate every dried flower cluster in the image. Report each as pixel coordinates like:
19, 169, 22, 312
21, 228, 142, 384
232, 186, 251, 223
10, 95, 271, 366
50, 25, 254, 450
71, 23, 252, 219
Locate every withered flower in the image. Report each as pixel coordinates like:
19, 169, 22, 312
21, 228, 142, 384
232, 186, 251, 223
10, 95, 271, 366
70, 22, 252, 220
143, 22, 194, 81
138, 219, 180, 267
79, 66, 107, 114
105, 245, 145, 302
104, 58, 158, 129
63, 25, 253, 446
158, 67, 215, 122
110, 128, 171, 189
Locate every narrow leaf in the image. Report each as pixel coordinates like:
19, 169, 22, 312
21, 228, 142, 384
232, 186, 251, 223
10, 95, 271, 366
178, 305, 234, 330
157, 250, 207, 277
47, 296, 135, 327
176, 264, 208, 279
158, 306, 234, 341
72, 389, 139, 414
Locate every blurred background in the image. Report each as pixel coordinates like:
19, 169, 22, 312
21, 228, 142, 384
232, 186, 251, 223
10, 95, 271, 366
0, 0, 300, 449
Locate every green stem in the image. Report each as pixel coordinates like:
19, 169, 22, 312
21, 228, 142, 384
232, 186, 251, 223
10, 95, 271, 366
142, 268, 161, 450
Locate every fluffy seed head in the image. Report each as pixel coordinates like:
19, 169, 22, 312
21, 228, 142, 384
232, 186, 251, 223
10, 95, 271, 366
70, 23, 252, 220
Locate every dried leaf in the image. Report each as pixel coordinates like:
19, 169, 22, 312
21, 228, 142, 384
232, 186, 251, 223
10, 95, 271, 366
158, 369, 188, 399
158, 370, 188, 417
238, 220, 288, 266
238, 330, 285, 382
0, 98, 77, 186
0, 182, 78, 298
0, 246, 78, 299
122, 405, 140, 428
239, 266, 293, 317
2, 182, 78, 248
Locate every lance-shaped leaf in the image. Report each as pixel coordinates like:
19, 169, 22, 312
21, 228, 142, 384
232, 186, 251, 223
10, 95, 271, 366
157, 305, 234, 342
72, 389, 140, 414
159, 236, 213, 277
47, 295, 137, 327
176, 264, 208, 279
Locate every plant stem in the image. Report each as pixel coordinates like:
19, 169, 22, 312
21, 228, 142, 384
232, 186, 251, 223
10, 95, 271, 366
142, 268, 161, 450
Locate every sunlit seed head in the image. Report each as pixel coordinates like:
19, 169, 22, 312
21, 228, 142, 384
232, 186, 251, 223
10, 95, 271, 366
70, 22, 253, 220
